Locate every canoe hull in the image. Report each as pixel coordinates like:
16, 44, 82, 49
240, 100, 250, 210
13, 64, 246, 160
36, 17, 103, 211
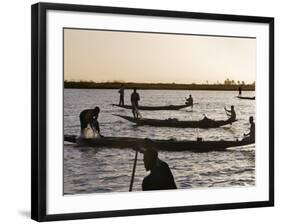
64, 135, 254, 152
237, 96, 255, 100
112, 103, 192, 110
114, 114, 236, 128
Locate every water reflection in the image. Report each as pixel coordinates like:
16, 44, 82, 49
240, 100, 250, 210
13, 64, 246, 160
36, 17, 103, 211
64, 89, 255, 194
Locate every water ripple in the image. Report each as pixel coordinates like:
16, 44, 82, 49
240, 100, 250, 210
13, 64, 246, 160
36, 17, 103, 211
64, 89, 255, 195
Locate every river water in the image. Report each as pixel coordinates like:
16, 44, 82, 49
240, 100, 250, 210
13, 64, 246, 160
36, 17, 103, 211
64, 89, 255, 195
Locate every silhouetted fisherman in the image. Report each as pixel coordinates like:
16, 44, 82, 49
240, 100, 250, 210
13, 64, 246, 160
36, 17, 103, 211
79, 107, 100, 135
243, 116, 255, 142
142, 148, 177, 191
118, 84, 125, 106
224, 105, 236, 121
131, 88, 140, 119
186, 94, 194, 109
238, 86, 242, 96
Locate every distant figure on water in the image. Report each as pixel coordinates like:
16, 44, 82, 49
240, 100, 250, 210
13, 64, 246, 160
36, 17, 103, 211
118, 84, 125, 106
131, 88, 140, 119
238, 86, 242, 96
142, 148, 177, 191
186, 94, 194, 109
243, 116, 255, 142
224, 105, 236, 121
79, 107, 101, 138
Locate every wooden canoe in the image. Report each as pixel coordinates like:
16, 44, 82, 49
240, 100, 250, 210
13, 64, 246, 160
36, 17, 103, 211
64, 135, 254, 152
114, 114, 237, 128
111, 102, 193, 110
236, 96, 255, 100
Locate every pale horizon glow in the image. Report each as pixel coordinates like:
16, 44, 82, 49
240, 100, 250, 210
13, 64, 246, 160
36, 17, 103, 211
64, 29, 256, 84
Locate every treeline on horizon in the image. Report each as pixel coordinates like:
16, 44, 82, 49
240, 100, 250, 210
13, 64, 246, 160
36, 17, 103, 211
64, 81, 255, 91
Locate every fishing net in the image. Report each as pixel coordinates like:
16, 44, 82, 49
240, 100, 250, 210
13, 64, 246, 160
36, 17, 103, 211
81, 124, 100, 139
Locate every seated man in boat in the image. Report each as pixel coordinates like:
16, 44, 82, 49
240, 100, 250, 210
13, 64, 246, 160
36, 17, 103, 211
131, 88, 140, 119
200, 114, 216, 126
79, 107, 102, 138
224, 105, 236, 121
142, 148, 177, 191
243, 116, 255, 142
201, 114, 212, 121
185, 94, 193, 105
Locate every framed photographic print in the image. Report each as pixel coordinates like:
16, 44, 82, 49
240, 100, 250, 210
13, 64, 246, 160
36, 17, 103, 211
31, 2, 274, 222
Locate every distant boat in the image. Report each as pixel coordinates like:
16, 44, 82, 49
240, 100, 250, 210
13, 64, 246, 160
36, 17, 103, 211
64, 135, 254, 152
114, 114, 237, 128
236, 96, 255, 100
111, 102, 193, 110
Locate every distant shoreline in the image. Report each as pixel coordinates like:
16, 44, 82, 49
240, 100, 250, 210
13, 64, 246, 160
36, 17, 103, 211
64, 81, 255, 91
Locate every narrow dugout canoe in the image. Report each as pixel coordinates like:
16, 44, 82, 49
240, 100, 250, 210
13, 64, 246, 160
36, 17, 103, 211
114, 114, 237, 128
111, 102, 193, 110
236, 96, 255, 100
64, 135, 254, 152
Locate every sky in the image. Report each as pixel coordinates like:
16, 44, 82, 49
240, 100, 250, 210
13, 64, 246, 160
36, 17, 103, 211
64, 28, 256, 84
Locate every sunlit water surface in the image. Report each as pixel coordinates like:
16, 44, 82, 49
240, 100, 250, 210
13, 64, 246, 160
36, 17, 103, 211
64, 89, 255, 194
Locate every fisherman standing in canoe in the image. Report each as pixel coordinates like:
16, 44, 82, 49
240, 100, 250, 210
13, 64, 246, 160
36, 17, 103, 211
243, 116, 255, 142
238, 86, 242, 96
118, 84, 125, 106
79, 107, 102, 138
131, 88, 140, 119
142, 148, 177, 191
224, 105, 236, 121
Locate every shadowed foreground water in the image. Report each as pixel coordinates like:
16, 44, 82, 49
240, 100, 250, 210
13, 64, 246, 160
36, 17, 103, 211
64, 89, 255, 194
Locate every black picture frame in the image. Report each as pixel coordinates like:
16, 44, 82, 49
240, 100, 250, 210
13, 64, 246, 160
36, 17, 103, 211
31, 2, 274, 222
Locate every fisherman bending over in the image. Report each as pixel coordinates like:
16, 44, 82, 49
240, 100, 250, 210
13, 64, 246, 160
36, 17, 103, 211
142, 148, 177, 191
243, 116, 255, 142
79, 107, 101, 137
224, 105, 236, 121
118, 84, 125, 106
131, 88, 140, 119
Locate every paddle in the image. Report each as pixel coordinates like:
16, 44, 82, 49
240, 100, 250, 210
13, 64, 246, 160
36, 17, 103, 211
129, 149, 138, 192
224, 107, 230, 118
224, 107, 235, 125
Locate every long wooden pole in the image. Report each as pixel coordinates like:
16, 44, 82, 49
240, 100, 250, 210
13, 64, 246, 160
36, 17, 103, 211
129, 150, 138, 192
